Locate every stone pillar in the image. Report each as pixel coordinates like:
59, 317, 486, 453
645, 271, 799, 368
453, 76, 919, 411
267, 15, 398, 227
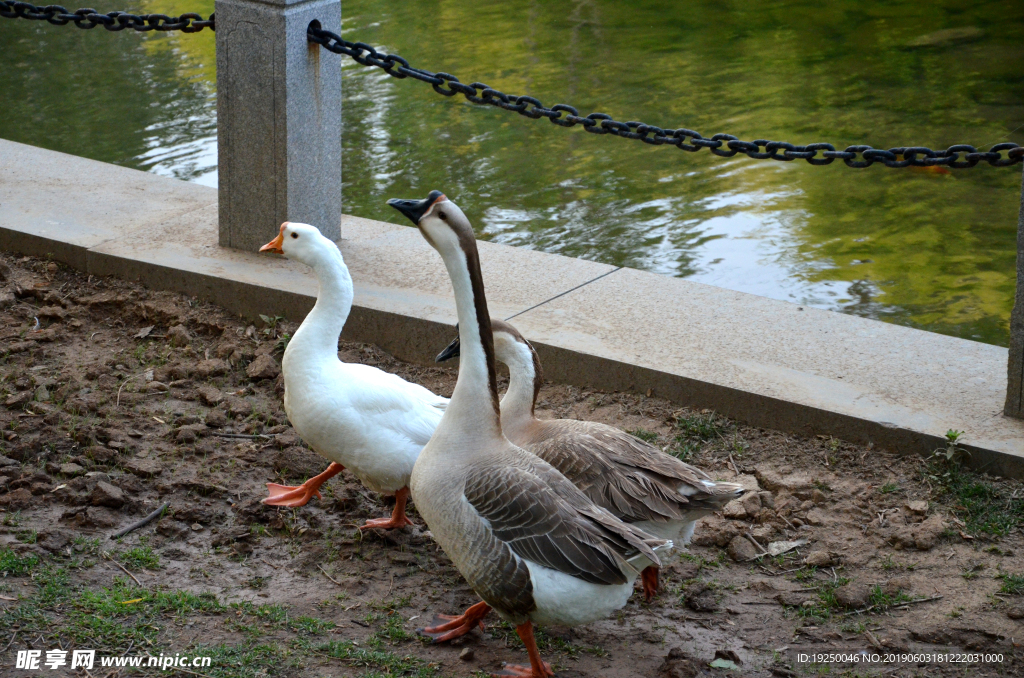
215, 0, 342, 251
1007, 167, 1024, 418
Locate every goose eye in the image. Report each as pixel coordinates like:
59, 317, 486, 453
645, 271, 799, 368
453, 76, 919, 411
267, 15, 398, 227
438, 212, 448, 221
291, 232, 299, 239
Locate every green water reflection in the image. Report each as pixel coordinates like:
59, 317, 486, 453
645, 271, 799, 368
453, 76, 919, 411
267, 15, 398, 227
1, 1, 1021, 345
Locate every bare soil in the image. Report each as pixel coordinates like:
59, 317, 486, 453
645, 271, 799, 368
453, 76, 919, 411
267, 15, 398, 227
0, 252, 1021, 678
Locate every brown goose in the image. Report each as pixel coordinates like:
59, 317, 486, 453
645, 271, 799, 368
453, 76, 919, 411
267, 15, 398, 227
436, 319, 745, 601
388, 191, 669, 678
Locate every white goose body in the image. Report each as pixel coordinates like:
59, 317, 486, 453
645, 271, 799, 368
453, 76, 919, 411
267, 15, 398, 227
260, 223, 446, 516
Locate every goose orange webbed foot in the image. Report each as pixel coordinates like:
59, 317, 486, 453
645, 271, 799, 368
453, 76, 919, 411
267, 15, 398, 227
263, 463, 344, 507
358, 486, 415, 531
641, 565, 659, 603
417, 601, 491, 643
492, 662, 555, 677
490, 622, 555, 677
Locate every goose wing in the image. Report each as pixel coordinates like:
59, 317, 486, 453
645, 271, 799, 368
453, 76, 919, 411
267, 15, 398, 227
463, 452, 665, 586
529, 420, 744, 523
341, 363, 447, 447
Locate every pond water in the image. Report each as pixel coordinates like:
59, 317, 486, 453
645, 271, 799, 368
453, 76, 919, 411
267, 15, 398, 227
2, 1, 1022, 345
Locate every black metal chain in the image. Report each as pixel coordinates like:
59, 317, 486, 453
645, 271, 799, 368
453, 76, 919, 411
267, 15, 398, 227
307, 26, 1022, 170
2, 5, 1020, 169
0, 1, 213, 32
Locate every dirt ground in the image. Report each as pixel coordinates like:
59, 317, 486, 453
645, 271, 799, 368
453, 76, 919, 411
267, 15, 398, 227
0, 251, 1022, 678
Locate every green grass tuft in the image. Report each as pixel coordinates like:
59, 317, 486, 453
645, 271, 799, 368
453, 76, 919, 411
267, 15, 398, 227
926, 462, 1024, 537
999, 573, 1024, 595
0, 546, 38, 576
115, 545, 161, 570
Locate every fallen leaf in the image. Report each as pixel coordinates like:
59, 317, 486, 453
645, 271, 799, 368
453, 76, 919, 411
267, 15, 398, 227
135, 326, 154, 339
120, 598, 144, 605
0, 595, 17, 601
959, 531, 975, 540
764, 539, 809, 557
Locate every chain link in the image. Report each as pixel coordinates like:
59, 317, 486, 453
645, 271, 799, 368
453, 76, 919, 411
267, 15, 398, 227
2, 5, 1020, 169
0, 1, 213, 32
307, 26, 1022, 170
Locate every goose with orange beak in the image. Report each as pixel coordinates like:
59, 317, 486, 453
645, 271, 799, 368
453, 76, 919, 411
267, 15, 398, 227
257, 222, 448, 530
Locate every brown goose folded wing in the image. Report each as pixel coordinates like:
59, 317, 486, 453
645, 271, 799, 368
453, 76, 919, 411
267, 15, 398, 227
463, 453, 667, 589
524, 419, 741, 523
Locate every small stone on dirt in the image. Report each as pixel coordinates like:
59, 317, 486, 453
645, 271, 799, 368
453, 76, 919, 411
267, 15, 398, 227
805, 508, 827, 526
727, 535, 759, 562
167, 324, 191, 347
38, 305, 67, 320
906, 500, 929, 515
896, 513, 945, 550
59, 463, 86, 477
0, 488, 33, 508
803, 550, 835, 567
658, 647, 703, 678
459, 648, 474, 661
90, 481, 124, 508
193, 359, 229, 378
833, 583, 871, 609
197, 385, 224, 407
740, 492, 762, 516
5, 391, 31, 408
1007, 606, 1024, 620
723, 500, 746, 520
205, 408, 228, 428
246, 354, 281, 381
123, 458, 163, 478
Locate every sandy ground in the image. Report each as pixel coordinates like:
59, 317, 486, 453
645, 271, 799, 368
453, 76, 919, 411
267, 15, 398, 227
0, 252, 1021, 677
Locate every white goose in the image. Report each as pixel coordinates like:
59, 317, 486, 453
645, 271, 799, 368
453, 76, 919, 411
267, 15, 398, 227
389, 192, 668, 678
436, 319, 744, 602
258, 223, 447, 530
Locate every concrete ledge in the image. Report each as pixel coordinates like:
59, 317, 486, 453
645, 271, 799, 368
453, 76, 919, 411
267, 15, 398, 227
2, 139, 1022, 478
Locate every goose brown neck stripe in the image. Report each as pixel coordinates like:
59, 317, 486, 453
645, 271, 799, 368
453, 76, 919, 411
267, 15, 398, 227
455, 225, 501, 419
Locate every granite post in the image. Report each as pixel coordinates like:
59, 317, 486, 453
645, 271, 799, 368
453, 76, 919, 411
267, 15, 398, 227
215, 0, 342, 251
1006, 167, 1024, 418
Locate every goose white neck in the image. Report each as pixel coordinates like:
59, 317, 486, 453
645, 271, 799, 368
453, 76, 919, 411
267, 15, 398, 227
287, 243, 353, 359
437, 243, 502, 436
497, 338, 539, 429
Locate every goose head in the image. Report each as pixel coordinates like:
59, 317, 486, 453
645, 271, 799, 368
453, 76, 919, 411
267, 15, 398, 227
389, 191, 501, 423
387, 191, 473, 256
259, 222, 341, 269
437, 319, 543, 420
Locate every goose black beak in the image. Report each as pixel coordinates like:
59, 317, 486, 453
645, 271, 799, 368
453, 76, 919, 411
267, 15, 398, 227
387, 190, 446, 225
435, 335, 461, 363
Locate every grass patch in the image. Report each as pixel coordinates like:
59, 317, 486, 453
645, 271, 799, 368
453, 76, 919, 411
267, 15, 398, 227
0, 565, 225, 650
114, 545, 160, 570
999, 573, 1024, 595
290, 615, 336, 635
926, 462, 1024, 537
675, 411, 727, 442
304, 639, 441, 677
197, 642, 289, 678
867, 585, 915, 611
0, 546, 38, 576
794, 576, 851, 621
878, 482, 899, 494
